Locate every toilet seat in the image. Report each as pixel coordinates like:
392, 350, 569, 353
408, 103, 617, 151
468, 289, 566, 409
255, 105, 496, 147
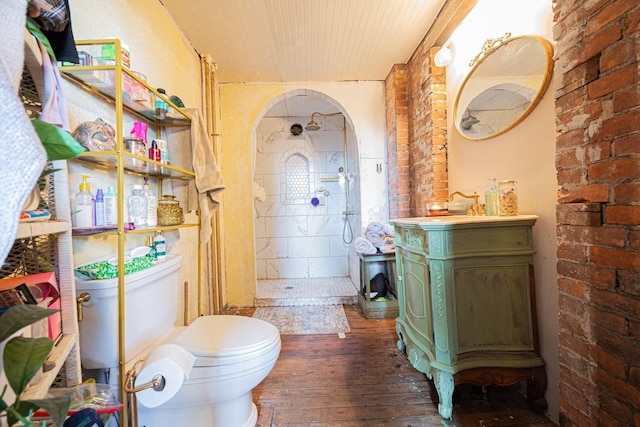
174, 315, 280, 369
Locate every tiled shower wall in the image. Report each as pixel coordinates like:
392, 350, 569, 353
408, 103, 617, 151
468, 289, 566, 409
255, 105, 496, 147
254, 114, 360, 279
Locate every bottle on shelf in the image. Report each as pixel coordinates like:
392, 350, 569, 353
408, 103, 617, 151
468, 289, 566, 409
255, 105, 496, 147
130, 121, 148, 144
155, 88, 169, 120
94, 188, 105, 226
73, 175, 94, 228
154, 231, 166, 261
484, 178, 499, 216
148, 140, 161, 162
104, 186, 117, 226
128, 184, 148, 229
146, 235, 157, 260
143, 177, 158, 228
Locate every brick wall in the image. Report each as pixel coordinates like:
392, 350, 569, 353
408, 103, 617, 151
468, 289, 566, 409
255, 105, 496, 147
407, 46, 448, 217
385, 64, 410, 218
554, 0, 640, 425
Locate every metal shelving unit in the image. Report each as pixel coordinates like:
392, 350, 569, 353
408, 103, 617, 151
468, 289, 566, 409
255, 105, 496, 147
60, 39, 200, 424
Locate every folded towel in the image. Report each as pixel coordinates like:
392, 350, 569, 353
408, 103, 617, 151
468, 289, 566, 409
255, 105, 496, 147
383, 223, 395, 237
365, 230, 384, 248
354, 236, 377, 255
366, 221, 384, 234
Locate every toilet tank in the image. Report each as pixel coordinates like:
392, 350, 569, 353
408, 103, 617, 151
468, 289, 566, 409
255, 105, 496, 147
75, 255, 182, 369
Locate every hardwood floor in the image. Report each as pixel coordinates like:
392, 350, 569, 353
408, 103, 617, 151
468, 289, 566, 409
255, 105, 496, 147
223, 305, 556, 427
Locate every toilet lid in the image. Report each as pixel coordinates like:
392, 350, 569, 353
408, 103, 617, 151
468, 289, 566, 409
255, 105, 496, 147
174, 315, 279, 357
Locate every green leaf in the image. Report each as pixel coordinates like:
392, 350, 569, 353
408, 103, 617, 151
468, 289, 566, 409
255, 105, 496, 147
0, 305, 59, 343
27, 396, 71, 427
4, 337, 53, 396
31, 119, 86, 160
6, 399, 39, 427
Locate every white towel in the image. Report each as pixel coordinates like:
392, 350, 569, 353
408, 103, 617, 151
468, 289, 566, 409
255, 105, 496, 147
383, 223, 395, 237
354, 236, 377, 255
365, 230, 384, 248
366, 221, 384, 234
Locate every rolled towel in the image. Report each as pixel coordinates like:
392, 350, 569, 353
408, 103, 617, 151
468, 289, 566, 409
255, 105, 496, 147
366, 221, 384, 234
354, 236, 377, 255
379, 243, 396, 254
383, 223, 395, 237
366, 230, 384, 248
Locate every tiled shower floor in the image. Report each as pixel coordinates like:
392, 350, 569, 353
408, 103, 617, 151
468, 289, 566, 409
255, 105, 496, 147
255, 277, 358, 307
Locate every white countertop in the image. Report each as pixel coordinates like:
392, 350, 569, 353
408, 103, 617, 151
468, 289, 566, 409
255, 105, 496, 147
389, 214, 539, 226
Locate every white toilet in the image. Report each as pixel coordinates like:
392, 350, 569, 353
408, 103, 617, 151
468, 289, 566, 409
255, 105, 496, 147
75, 255, 280, 427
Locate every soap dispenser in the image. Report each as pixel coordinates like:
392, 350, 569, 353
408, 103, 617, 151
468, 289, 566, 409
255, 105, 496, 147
484, 178, 498, 216
73, 175, 94, 228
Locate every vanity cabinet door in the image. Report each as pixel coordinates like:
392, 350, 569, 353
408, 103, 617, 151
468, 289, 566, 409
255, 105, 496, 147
453, 260, 535, 354
396, 247, 436, 368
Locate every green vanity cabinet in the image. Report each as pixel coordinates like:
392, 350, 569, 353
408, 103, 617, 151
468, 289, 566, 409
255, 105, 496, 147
390, 215, 547, 419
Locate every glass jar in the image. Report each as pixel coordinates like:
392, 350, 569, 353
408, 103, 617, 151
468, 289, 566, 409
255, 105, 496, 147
157, 195, 184, 226
497, 180, 518, 216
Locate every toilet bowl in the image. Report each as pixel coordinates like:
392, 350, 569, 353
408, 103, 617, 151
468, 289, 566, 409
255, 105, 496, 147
75, 255, 281, 427
138, 315, 280, 427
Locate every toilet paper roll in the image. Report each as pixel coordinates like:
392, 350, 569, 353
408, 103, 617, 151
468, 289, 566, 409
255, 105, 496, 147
136, 344, 197, 408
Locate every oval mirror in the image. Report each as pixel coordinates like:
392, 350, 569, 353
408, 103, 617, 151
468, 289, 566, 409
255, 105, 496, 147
454, 35, 554, 140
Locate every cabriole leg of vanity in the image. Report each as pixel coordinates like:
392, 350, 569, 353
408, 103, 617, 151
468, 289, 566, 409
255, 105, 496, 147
391, 215, 547, 420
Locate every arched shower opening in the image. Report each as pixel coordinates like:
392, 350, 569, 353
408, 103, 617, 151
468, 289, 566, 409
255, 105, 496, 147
252, 91, 361, 285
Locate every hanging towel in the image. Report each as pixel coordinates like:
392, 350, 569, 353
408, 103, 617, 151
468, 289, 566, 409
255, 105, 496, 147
37, 40, 70, 130
0, 2, 47, 265
185, 108, 225, 244
354, 236, 377, 255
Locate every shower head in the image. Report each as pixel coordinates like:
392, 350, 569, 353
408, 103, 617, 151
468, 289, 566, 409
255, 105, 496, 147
305, 119, 320, 131
305, 111, 343, 131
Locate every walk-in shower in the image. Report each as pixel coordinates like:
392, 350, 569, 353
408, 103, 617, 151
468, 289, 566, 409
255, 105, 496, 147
305, 112, 355, 244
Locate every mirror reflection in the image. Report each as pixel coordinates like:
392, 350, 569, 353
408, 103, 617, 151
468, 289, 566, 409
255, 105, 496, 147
454, 35, 554, 140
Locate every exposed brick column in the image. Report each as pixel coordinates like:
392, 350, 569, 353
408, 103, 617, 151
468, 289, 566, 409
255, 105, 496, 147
407, 46, 448, 216
554, 1, 640, 426
385, 64, 410, 218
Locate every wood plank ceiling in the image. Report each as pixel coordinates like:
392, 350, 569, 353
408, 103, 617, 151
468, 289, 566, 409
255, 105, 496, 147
159, 0, 447, 83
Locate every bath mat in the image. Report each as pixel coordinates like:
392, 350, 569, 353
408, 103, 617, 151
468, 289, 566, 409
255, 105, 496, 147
252, 305, 350, 335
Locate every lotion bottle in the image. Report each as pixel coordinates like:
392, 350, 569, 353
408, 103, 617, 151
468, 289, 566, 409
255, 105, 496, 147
73, 175, 94, 228
104, 186, 117, 226
484, 178, 499, 216
154, 231, 166, 261
94, 188, 105, 226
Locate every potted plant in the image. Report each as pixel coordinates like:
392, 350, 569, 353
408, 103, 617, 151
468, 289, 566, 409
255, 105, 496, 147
0, 305, 70, 426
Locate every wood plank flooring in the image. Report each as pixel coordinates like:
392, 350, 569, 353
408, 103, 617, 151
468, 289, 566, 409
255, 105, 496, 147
223, 305, 557, 427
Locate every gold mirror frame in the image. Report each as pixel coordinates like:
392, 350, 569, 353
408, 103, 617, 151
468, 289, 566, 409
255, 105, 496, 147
453, 34, 554, 141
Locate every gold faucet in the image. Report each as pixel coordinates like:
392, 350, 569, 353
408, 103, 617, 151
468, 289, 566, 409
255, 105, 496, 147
449, 191, 481, 216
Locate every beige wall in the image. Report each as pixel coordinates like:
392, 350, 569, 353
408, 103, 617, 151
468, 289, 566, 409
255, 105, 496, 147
445, 0, 559, 422
219, 82, 387, 307
66, 0, 203, 322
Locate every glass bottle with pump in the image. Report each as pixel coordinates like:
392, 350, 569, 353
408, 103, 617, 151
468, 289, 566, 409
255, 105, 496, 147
498, 180, 519, 216
128, 184, 148, 229
484, 178, 499, 216
143, 177, 158, 227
